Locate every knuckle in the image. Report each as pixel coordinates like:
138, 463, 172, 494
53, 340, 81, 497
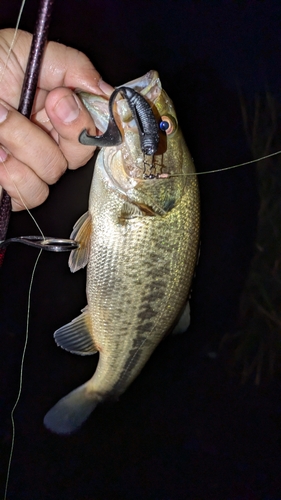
13, 184, 49, 211
67, 149, 94, 170
30, 183, 49, 208
8, 124, 32, 150
2, 159, 50, 211
43, 150, 67, 184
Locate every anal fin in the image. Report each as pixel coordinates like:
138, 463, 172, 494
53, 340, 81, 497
54, 307, 97, 355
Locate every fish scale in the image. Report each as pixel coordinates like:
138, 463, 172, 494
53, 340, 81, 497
43, 70, 200, 434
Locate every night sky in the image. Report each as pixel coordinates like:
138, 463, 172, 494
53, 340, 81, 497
1, 1, 281, 499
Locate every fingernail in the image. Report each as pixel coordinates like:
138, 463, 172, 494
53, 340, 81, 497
35, 108, 50, 125
55, 94, 80, 123
0, 147, 7, 162
0, 103, 8, 123
99, 79, 114, 96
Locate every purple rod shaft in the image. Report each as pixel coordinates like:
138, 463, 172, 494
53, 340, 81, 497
0, 0, 55, 264
18, 0, 55, 117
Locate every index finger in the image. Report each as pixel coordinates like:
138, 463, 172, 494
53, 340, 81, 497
0, 29, 112, 103
38, 42, 110, 95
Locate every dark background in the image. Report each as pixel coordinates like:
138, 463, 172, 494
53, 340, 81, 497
1, 1, 281, 499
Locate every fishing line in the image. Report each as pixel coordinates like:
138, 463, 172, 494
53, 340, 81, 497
0, 138, 45, 500
1, 2, 46, 498
0, 0, 26, 87
3, 249, 42, 500
194, 149, 281, 175
0, 158, 45, 237
154, 148, 281, 179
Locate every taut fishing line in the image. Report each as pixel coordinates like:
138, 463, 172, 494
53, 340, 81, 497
169, 149, 281, 178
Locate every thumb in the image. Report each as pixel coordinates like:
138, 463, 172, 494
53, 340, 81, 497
44, 87, 102, 170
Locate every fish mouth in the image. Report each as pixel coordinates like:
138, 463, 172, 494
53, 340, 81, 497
121, 71, 163, 142
102, 71, 164, 183
116, 70, 162, 129
79, 71, 162, 162
79, 70, 169, 187
122, 70, 162, 99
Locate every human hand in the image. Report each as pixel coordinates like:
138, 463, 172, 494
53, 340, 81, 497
0, 28, 113, 211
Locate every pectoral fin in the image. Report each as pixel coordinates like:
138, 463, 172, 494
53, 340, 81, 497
119, 202, 144, 220
54, 307, 97, 355
68, 212, 92, 273
119, 201, 157, 221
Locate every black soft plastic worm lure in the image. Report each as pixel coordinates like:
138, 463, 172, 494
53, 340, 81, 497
79, 86, 160, 156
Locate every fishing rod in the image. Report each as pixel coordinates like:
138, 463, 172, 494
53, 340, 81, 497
1, 4, 80, 498
0, 0, 78, 267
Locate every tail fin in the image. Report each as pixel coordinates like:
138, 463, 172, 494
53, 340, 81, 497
43, 382, 101, 435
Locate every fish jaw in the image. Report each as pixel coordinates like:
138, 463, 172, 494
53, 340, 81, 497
77, 93, 110, 134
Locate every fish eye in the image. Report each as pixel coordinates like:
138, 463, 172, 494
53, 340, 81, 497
159, 115, 176, 135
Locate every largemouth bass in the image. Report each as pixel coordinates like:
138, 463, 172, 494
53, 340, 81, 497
44, 70, 200, 434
